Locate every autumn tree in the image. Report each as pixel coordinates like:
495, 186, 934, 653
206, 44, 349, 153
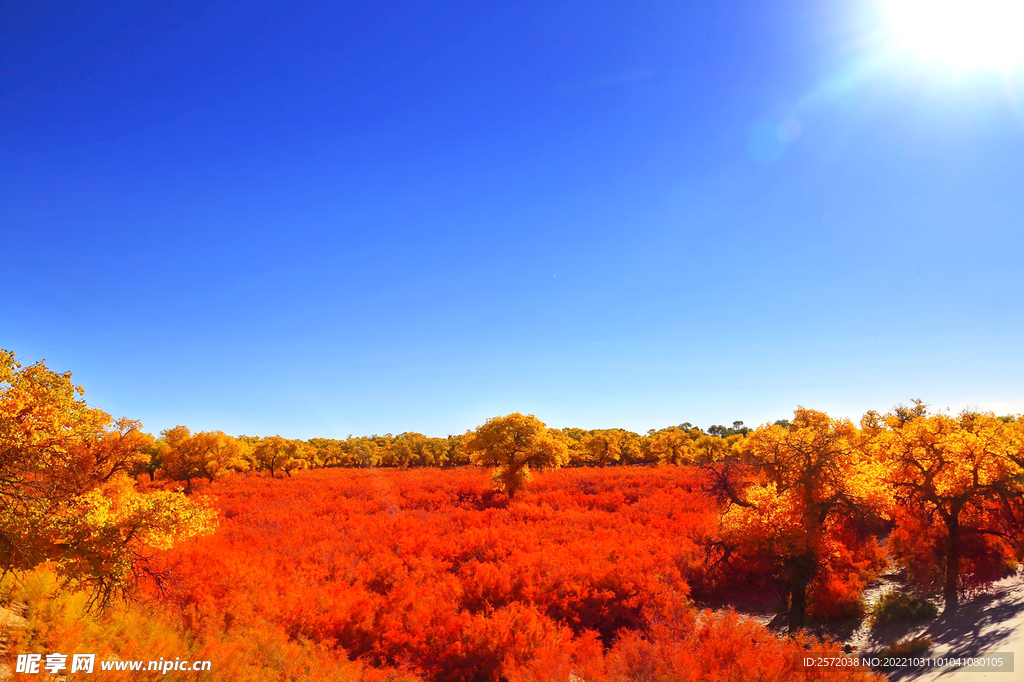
250, 435, 312, 477
0, 349, 216, 605
691, 434, 744, 464
131, 437, 164, 481
582, 429, 637, 467
999, 417, 1024, 536
420, 436, 451, 467
648, 427, 699, 465
465, 413, 570, 498
160, 427, 249, 491
556, 428, 589, 467
307, 437, 342, 468
80, 417, 156, 482
445, 433, 471, 466
348, 436, 382, 468
283, 440, 314, 476
707, 421, 751, 437
876, 406, 1024, 612
382, 433, 453, 467
719, 408, 887, 629
384, 432, 426, 467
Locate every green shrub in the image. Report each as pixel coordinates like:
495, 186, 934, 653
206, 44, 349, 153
870, 590, 938, 628
880, 635, 932, 656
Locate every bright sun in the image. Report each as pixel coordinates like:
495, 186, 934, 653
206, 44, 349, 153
885, 0, 1024, 71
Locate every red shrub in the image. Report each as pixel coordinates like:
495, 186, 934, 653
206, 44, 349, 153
146, 467, 880, 682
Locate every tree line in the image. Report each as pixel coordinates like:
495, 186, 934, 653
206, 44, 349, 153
136, 420, 761, 489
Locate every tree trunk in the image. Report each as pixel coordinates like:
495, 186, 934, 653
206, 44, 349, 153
787, 554, 813, 631
788, 575, 808, 631
944, 520, 961, 613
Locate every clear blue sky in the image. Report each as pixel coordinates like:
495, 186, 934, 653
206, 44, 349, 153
3, 1, 1023, 438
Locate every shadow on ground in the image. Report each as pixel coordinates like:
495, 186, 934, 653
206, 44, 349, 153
881, 572, 1024, 681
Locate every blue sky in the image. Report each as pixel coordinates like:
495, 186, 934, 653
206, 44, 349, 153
2, 1, 1023, 438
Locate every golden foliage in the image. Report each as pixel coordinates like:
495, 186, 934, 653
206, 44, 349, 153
0, 349, 217, 605
465, 413, 570, 498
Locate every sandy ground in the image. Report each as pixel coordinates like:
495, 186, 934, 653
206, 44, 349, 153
743, 567, 1024, 682
865, 571, 1024, 682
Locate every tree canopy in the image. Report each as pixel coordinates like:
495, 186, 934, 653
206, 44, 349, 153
0, 349, 217, 605
464, 413, 570, 498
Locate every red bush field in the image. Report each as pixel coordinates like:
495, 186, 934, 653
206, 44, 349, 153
5, 363, 1013, 681
146, 467, 877, 682
8, 354, 1021, 681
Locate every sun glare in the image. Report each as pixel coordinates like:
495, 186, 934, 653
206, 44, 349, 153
885, 0, 1024, 71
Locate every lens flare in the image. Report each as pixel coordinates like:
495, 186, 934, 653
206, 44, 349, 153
884, 0, 1024, 71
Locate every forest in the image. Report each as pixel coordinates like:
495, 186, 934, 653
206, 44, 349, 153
3, 348, 1024, 681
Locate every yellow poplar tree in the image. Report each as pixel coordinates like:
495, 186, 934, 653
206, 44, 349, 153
720, 408, 888, 629
0, 349, 217, 606
649, 427, 699, 465
159, 427, 249, 491
877, 406, 1024, 612
465, 413, 570, 498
